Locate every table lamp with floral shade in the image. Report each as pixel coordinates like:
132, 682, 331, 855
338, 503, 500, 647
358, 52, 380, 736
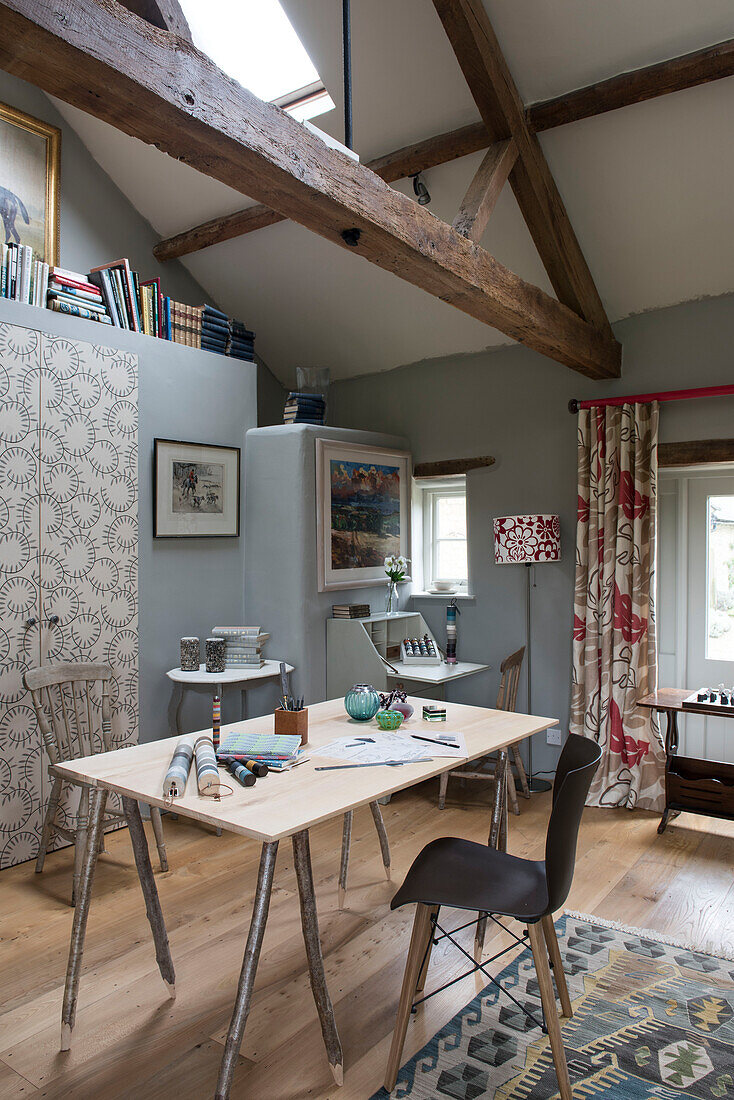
493, 514, 561, 792
384, 555, 409, 616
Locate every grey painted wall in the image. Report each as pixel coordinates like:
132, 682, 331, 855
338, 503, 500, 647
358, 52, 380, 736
1, 299, 257, 742
256, 359, 287, 426
244, 425, 408, 715
0, 72, 209, 305
329, 293, 734, 777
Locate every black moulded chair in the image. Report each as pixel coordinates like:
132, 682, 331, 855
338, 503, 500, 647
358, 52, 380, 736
384, 733, 601, 1098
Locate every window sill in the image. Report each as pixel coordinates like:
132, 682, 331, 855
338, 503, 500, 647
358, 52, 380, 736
410, 591, 476, 601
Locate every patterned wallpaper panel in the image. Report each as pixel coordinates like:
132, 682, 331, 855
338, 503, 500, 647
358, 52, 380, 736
0, 323, 139, 869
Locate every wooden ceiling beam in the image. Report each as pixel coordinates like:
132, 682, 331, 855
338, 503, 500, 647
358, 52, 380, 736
527, 36, 734, 133
154, 36, 734, 260
452, 138, 516, 243
118, 0, 191, 39
0, 0, 621, 379
431, 0, 611, 335
153, 121, 491, 261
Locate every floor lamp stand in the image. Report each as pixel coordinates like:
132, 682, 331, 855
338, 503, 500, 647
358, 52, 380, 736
525, 562, 552, 794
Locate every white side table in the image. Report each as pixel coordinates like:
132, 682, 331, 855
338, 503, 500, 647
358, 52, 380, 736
166, 660, 295, 734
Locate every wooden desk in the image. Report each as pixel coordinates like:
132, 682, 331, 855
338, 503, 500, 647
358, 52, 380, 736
638, 688, 734, 834
50, 697, 556, 1099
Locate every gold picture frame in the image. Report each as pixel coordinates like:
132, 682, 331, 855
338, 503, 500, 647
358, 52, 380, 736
0, 102, 60, 266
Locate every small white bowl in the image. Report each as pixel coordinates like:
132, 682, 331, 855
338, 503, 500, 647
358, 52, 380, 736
432, 580, 455, 592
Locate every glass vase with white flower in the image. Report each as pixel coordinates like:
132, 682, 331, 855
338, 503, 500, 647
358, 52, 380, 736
384, 555, 409, 615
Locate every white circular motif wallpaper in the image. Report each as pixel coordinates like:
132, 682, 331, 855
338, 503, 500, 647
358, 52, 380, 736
0, 324, 138, 868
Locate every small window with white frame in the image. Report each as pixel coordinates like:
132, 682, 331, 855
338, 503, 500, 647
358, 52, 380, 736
415, 477, 469, 592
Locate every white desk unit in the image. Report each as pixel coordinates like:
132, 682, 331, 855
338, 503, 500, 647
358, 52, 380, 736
327, 611, 489, 699
166, 660, 294, 732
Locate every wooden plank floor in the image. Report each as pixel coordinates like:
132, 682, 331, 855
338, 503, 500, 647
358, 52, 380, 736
1, 779, 733, 1099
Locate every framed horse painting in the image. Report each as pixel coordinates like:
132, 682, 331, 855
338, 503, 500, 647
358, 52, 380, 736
0, 102, 60, 265
153, 438, 241, 538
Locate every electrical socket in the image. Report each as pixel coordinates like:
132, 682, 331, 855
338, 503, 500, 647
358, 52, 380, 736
546, 727, 562, 746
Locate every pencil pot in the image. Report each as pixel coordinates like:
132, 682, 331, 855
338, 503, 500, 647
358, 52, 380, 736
274, 706, 308, 745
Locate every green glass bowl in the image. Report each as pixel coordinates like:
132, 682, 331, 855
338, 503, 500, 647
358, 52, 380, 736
375, 709, 404, 731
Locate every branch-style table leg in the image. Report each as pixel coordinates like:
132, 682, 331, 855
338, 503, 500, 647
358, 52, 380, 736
61, 786, 107, 1050
338, 810, 352, 909
369, 800, 391, 881
122, 797, 176, 997
215, 840, 279, 1100
475, 750, 509, 961
293, 829, 344, 1086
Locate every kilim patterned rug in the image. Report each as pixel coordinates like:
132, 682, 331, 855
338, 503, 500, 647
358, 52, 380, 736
372, 912, 734, 1098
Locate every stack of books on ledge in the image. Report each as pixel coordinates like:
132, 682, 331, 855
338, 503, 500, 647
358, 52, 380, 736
48, 265, 113, 324
283, 392, 326, 425
2, 243, 50, 308
228, 320, 255, 361
212, 626, 268, 668
201, 305, 229, 354
332, 603, 371, 619
166, 301, 202, 346
2, 248, 258, 357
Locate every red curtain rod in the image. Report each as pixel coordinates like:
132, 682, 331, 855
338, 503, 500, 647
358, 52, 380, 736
568, 383, 734, 414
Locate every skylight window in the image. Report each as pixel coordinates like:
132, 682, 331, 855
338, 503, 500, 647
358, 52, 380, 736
180, 0, 335, 121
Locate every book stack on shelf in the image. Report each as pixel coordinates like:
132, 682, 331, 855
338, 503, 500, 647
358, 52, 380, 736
2, 247, 259, 358
88, 258, 149, 329
212, 626, 268, 669
50, 265, 115, 324
332, 603, 371, 619
227, 320, 255, 362
1, 243, 50, 307
201, 305, 230, 355
283, 392, 326, 425
166, 300, 202, 346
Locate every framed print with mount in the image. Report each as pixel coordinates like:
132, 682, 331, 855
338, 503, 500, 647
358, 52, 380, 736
154, 438, 240, 538
316, 439, 411, 591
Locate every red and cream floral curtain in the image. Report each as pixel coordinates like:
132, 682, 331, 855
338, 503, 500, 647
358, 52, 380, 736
570, 403, 666, 811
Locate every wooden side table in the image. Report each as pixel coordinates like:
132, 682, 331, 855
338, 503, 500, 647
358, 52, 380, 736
638, 688, 734, 833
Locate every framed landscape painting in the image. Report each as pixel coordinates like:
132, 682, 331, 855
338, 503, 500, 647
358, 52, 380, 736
0, 102, 60, 265
316, 439, 411, 591
154, 439, 240, 537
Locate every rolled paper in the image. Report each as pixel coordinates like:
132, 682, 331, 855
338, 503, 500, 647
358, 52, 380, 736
212, 694, 221, 751
194, 734, 222, 795
163, 736, 194, 799
227, 759, 256, 787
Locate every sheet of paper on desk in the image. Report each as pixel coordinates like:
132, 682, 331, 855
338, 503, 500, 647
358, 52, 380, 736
311, 730, 467, 764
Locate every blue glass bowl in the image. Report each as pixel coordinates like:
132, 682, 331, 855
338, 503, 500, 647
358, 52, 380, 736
344, 684, 380, 721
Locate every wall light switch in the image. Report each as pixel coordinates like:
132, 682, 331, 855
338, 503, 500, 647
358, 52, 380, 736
546, 727, 562, 746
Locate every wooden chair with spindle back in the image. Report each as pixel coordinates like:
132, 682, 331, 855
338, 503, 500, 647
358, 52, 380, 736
24, 661, 168, 904
437, 646, 530, 812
